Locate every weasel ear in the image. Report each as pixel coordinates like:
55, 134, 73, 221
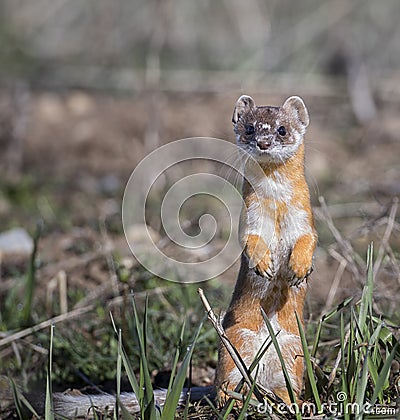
282, 96, 309, 129
232, 95, 256, 124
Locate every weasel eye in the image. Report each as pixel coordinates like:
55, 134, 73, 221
244, 124, 255, 135
277, 126, 287, 136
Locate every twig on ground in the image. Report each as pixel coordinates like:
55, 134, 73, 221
0, 305, 93, 348
373, 198, 398, 279
46, 270, 68, 314
383, 243, 400, 284
323, 252, 347, 312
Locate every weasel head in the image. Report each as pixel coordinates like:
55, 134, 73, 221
232, 95, 309, 164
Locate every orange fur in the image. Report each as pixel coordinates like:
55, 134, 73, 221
290, 233, 316, 279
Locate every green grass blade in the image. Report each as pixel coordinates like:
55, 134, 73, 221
222, 399, 236, 420
310, 319, 323, 360
236, 366, 258, 420
370, 342, 399, 406
366, 242, 374, 294
339, 313, 350, 420
161, 320, 203, 419
45, 325, 55, 420
8, 378, 25, 420
167, 319, 186, 395
372, 321, 384, 366
296, 312, 321, 411
115, 328, 123, 420
118, 398, 136, 420
367, 356, 379, 399
311, 297, 353, 358
8, 377, 40, 419
203, 395, 224, 420
347, 309, 359, 400
355, 349, 369, 416
131, 295, 157, 420
121, 346, 141, 400
182, 388, 191, 420
358, 243, 374, 340
110, 313, 141, 398
366, 321, 383, 394
21, 221, 42, 325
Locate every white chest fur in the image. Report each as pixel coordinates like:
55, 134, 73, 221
243, 172, 311, 267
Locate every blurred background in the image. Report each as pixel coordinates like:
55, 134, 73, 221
1, 0, 400, 220
0, 0, 399, 404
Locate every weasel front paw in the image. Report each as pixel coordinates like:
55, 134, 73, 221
289, 266, 313, 287
289, 233, 317, 287
252, 257, 274, 279
245, 234, 274, 279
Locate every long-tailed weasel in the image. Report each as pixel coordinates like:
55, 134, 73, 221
11, 95, 316, 416
215, 95, 317, 404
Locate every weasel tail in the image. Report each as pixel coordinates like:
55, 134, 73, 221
33, 386, 215, 417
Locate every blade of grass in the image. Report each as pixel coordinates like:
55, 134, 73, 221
131, 295, 157, 420
203, 395, 224, 420
366, 321, 383, 396
221, 398, 236, 420
115, 328, 123, 420
311, 297, 353, 358
182, 388, 191, 420
372, 320, 384, 366
370, 342, 399, 406
355, 348, 369, 419
8, 378, 25, 420
161, 320, 203, 419
166, 319, 186, 395
110, 313, 141, 398
21, 221, 42, 325
347, 309, 360, 401
45, 325, 54, 420
118, 398, 136, 420
354, 243, 376, 415
296, 312, 322, 411
237, 366, 259, 420
358, 243, 374, 340
8, 378, 40, 419
339, 312, 350, 420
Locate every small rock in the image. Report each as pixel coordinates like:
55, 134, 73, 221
0, 227, 33, 257
98, 174, 121, 195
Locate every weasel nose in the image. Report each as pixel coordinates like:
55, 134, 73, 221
257, 137, 273, 150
